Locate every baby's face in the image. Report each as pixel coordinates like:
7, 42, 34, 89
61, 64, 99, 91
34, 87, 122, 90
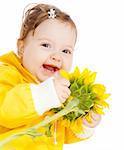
20, 19, 76, 81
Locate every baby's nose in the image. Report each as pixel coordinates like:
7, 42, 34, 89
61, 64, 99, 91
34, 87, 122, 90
51, 53, 62, 62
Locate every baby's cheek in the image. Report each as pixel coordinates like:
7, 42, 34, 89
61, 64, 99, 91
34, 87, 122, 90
64, 58, 73, 71
64, 65, 71, 72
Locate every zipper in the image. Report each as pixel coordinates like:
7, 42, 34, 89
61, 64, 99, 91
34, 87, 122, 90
54, 120, 57, 144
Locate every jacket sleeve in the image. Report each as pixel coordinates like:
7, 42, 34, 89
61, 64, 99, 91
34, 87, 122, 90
0, 65, 61, 129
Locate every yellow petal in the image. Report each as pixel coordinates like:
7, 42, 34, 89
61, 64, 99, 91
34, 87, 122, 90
73, 66, 80, 77
81, 68, 91, 79
77, 118, 83, 125
94, 100, 109, 108
70, 119, 83, 133
68, 67, 81, 80
100, 93, 111, 100
67, 96, 74, 102
85, 112, 92, 123
61, 104, 65, 108
93, 104, 105, 115
84, 72, 97, 85
68, 73, 74, 80
92, 84, 106, 96
59, 69, 70, 80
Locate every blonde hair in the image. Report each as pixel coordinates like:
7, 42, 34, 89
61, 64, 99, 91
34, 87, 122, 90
18, 3, 77, 40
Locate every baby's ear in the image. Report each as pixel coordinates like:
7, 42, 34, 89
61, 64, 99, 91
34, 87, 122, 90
17, 39, 24, 58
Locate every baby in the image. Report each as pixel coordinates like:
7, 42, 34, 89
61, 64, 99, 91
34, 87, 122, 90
0, 3, 101, 150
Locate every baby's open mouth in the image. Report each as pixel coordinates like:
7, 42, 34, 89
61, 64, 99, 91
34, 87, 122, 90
42, 64, 60, 73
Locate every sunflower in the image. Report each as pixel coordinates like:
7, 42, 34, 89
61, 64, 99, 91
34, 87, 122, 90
51, 67, 110, 132
0, 67, 110, 146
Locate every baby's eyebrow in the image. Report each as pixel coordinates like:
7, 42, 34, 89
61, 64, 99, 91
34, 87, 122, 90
38, 38, 52, 42
38, 38, 57, 46
65, 45, 73, 50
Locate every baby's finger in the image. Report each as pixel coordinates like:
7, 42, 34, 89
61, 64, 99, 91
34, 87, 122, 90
54, 72, 70, 87
82, 113, 101, 128
59, 95, 66, 103
91, 111, 101, 121
61, 92, 68, 100
82, 117, 96, 128
62, 87, 71, 96
60, 78, 70, 87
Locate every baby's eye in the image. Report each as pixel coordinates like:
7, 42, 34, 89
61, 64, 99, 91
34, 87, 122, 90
62, 49, 72, 54
41, 43, 51, 48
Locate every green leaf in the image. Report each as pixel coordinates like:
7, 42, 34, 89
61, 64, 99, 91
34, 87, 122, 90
77, 77, 84, 85
70, 80, 79, 92
45, 123, 52, 137
84, 100, 94, 108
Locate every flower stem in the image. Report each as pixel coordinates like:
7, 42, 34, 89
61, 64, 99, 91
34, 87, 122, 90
0, 98, 79, 147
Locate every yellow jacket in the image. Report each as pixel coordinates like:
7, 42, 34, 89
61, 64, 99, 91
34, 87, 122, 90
0, 51, 93, 150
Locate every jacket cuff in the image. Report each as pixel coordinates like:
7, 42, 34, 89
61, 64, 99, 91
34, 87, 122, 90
30, 77, 61, 115
74, 125, 95, 139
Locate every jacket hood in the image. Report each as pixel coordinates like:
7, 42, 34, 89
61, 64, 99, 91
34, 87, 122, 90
0, 51, 39, 83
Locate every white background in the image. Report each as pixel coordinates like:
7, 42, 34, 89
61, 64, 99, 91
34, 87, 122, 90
0, 0, 124, 150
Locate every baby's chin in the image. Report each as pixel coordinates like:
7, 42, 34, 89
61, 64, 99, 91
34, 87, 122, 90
36, 73, 50, 82
36, 70, 54, 82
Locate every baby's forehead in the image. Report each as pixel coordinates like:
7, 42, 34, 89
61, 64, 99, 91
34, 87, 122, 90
34, 19, 75, 34
33, 19, 76, 47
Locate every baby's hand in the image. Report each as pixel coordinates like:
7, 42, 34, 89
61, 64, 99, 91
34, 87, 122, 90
53, 72, 71, 103
82, 110, 101, 128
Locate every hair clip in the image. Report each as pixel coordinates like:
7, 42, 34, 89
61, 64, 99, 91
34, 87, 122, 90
48, 8, 56, 19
